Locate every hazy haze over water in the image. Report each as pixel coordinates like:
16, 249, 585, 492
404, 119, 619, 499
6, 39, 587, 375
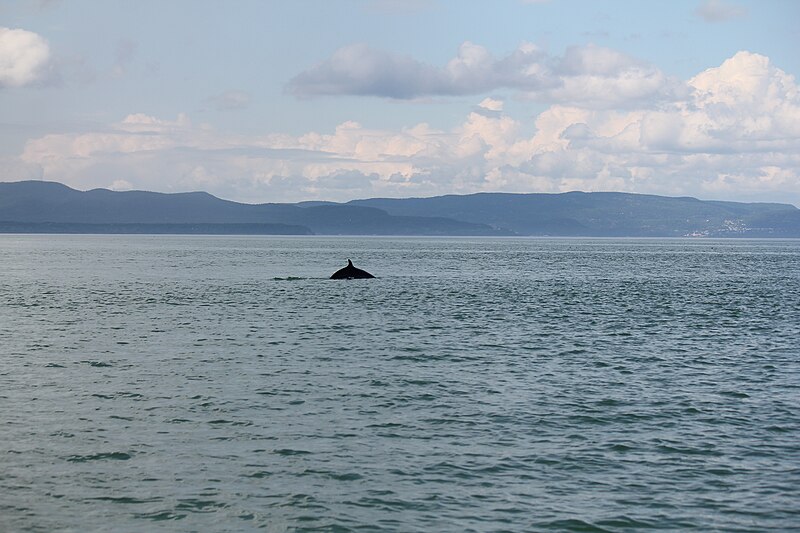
1, 236, 799, 531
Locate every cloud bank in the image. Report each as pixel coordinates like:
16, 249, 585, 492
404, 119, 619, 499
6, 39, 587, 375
0, 27, 52, 87
695, 0, 747, 22
287, 42, 685, 108
9, 51, 800, 205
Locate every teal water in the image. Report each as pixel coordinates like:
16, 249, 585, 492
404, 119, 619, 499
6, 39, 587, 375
1, 236, 799, 532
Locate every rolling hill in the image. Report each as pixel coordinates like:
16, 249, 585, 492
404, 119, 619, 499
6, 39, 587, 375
2, 180, 799, 236
0, 181, 504, 236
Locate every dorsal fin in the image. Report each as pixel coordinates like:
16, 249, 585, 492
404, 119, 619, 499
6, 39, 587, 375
330, 259, 374, 279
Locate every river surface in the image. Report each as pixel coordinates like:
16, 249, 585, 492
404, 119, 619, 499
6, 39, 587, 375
1, 236, 799, 532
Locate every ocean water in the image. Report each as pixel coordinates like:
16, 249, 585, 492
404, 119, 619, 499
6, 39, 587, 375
1, 235, 799, 532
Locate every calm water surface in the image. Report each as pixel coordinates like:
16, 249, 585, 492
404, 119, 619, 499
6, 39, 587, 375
1, 236, 799, 532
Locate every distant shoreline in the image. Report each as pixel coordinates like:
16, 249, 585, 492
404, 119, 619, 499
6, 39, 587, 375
0, 222, 312, 236
3, 180, 800, 237
3, 228, 800, 239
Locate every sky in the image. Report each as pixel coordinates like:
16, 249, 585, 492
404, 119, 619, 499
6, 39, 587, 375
1, 0, 799, 205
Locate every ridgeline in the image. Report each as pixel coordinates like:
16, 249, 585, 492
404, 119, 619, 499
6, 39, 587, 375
1, 180, 799, 237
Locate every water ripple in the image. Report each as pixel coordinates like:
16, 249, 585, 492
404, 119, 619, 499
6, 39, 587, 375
1, 236, 799, 532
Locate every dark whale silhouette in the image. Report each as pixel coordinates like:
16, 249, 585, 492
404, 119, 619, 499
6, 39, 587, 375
330, 259, 375, 279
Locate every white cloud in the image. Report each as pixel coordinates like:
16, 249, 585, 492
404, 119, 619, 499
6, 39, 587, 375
0, 27, 52, 87
117, 112, 192, 133
0, 155, 44, 181
477, 97, 504, 111
528, 44, 688, 108
287, 43, 447, 99
557, 43, 639, 76
10, 51, 800, 205
695, 0, 747, 22
110, 179, 132, 191
288, 41, 684, 108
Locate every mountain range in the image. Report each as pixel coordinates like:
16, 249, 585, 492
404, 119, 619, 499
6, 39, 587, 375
1, 180, 799, 237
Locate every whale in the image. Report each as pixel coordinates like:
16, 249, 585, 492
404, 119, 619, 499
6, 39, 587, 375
330, 259, 375, 279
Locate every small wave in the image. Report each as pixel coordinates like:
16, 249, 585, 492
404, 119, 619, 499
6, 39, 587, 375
596, 516, 670, 529
719, 390, 750, 399
656, 444, 722, 456
175, 499, 227, 513
134, 510, 186, 521
207, 419, 252, 426
91, 496, 158, 504
608, 443, 634, 453
66, 451, 132, 462
329, 472, 362, 481
79, 360, 113, 367
765, 425, 791, 433
273, 448, 312, 456
533, 518, 613, 532
244, 470, 272, 478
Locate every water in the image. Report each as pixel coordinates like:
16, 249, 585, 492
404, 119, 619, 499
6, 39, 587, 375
1, 236, 799, 532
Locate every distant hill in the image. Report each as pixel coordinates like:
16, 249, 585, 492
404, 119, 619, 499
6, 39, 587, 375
0, 222, 313, 235
0, 181, 504, 236
2, 180, 798, 236
348, 192, 800, 237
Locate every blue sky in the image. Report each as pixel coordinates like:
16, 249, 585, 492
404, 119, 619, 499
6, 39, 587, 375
1, 0, 799, 204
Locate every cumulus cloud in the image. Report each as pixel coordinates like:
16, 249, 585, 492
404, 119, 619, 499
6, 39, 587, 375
11, 51, 800, 205
288, 41, 684, 108
534, 44, 687, 108
0, 155, 44, 181
288, 43, 447, 99
477, 97, 504, 112
0, 27, 52, 87
695, 0, 747, 22
110, 179, 132, 191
